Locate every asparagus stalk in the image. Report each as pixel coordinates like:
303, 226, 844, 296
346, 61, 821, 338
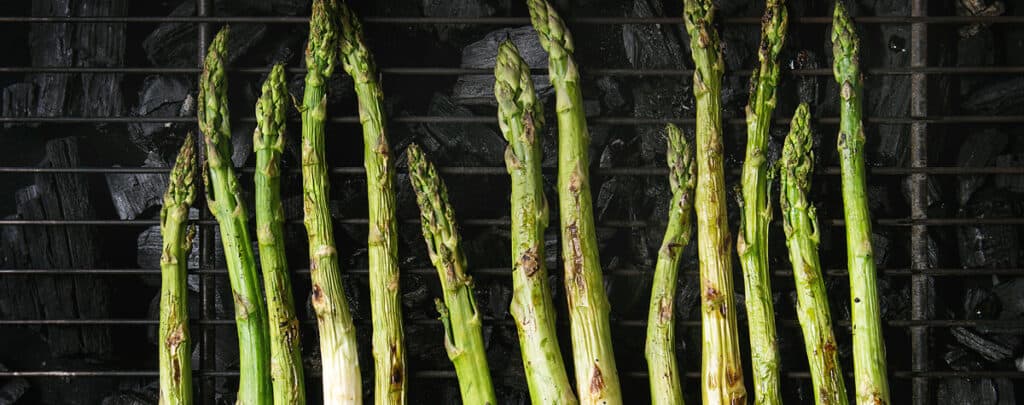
254, 63, 306, 405
525, 2, 622, 403
780, 103, 849, 405
159, 134, 197, 405
198, 26, 272, 404
406, 144, 496, 405
495, 39, 578, 405
832, 4, 891, 404
337, 4, 406, 404
644, 124, 696, 405
682, 1, 747, 403
737, 1, 788, 403
299, 2, 362, 403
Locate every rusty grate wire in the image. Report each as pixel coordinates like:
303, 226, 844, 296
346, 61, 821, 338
0, 0, 1021, 404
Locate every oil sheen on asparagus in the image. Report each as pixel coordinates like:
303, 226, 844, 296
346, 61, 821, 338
495, 39, 577, 405
780, 104, 849, 405
525, 1, 622, 402
300, 1, 361, 402
198, 26, 272, 404
737, 1, 787, 403
832, 4, 891, 404
682, 0, 747, 403
337, 4, 406, 404
254, 64, 306, 405
158, 134, 196, 405
644, 124, 695, 405
407, 144, 496, 405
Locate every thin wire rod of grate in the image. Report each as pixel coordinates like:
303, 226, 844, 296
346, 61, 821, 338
1, 115, 1023, 124
2, 66, 1024, 75
2, 15, 1024, 24
909, 0, 931, 402
2, 166, 1023, 175
195, 1, 215, 403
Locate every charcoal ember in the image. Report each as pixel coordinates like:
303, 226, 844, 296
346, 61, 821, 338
0, 363, 28, 404
861, 0, 911, 167
71, 0, 127, 118
955, 0, 1006, 38
936, 377, 1016, 405
622, 0, 686, 70
945, 345, 986, 371
421, 0, 509, 42
105, 152, 169, 220
964, 287, 1001, 320
452, 26, 551, 106
594, 76, 627, 114
962, 78, 1024, 115
879, 278, 910, 321
128, 76, 194, 155
408, 93, 506, 166
142, 2, 267, 68
0, 219, 41, 323
1, 83, 36, 128
957, 130, 1008, 207
951, 327, 1013, 362
994, 153, 1024, 193
956, 190, 1019, 269
3, 138, 111, 358
27, 0, 73, 117
100, 380, 158, 405
957, 28, 995, 96
871, 232, 892, 268
992, 278, 1024, 334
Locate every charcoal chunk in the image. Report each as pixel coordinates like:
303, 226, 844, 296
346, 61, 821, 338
128, 76, 194, 155
994, 153, 1024, 193
957, 130, 1008, 206
142, 2, 267, 68
0, 362, 29, 404
622, 0, 685, 70
950, 327, 1013, 362
105, 152, 169, 220
962, 78, 1024, 115
452, 26, 551, 106
957, 191, 1019, 269
1, 83, 36, 128
937, 377, 1015, 405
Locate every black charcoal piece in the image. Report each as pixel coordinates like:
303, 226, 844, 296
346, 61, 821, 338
71, 0, 127, 119
962, 77, 1024, 115
0, 362, 28, 404
936, 377, 1016, 405
994, 154, 1024, 193
950, 327, 1013, 362
452, 26, 551, 106
128, 76, 193, 155
410, 93, 506, 166
957, 130, 1008, 207
105, 152, 169, 220
1, 83, 36, 128
143, 2, 268, 68
622, 0, 685, 70
957, 191, 1019, 269
421, 0, 506, 41
28, 0, 73, 117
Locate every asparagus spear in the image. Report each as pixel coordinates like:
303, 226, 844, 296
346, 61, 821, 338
832, 4, 890, 404
780, 103, 849, 405
495, 39, 578, 405
406, 144, 496, 405
198, 26, 272, 404
159, 134, 197, 405
525, 2, 622, 403
337, 4, 406, 404
737, 1, 787, 403
299, 2, 362, 403
644, 124, 696, 405
254, 63, 306, 405
682, 1, 747, 403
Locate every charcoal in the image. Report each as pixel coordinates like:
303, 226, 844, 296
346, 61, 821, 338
962, 78, 1024, 115
956, 130, 1008, 207
28, 0, 73, 117
4, 138, 111, 358
859, 0, 911, 169
594, 76, 626, 113
0, 219, 42, 323
1, 83, 35, 128
142, 2, 267, 68
957, 190, 1019, 269
994, 153, 1024, 193
955, 0, 1006, 38
622, 0, 686, 70
128, 76, 194, 155
871, 232, 892, 268
409, 93, 506, 166
945, 345, 986, 371
964, 287, 1001, 320
71, 0, 127, 118
0, 363, 28, 404
951, 327, 1013, 362
105, 152, 169, 220
993, 278, 1024, 325
421, 0, 508, 42
452, 26, 551, 106
936, 377, 1016, 405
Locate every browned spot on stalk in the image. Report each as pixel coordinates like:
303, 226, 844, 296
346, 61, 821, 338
566, 223, 584, 290
520, 247, 540, 278
311, 284, 324, 307
523, 111, 536, 143
726, 366, 743, 387
658, 298, 672, 323
390, 343, 403, 385
667, 242, 682, 255
589, 363, 605, 395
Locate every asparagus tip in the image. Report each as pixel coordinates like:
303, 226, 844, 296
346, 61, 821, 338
494, 40, 543, 142
831, 2, 859, 83
306, 0, 339, 79
525, 0, 573, 55
166, 133, 197, 207
664, 124, 695, 198
781, 103, 813, 193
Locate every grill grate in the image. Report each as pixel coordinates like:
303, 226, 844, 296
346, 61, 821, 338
0, 0, 1022, 403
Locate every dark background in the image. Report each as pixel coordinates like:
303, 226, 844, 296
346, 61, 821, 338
1, 0, 1023, 403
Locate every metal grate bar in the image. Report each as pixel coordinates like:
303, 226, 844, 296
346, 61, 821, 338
195, 0, 215, 403
2, 166, 1023, 175
909, 0, 931, 403
1, 66, 1023, 75
2, 15, 1024, 24
1, 115, 1024, 124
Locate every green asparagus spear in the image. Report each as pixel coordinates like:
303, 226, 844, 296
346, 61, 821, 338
337, 4, 407, 404
300, 1, 362, 403
832, 4, 890, 404
780, 103, 849, 405
525, 2, 622, 403
737, 1, 787, 403
406, 144, 496, 405
198, 26, 272, 404
682, 1, 747, 403
159, 134, 197, 405
495, 39, 578, 405
254, 63, 306, 405
644, 124, 696, 405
